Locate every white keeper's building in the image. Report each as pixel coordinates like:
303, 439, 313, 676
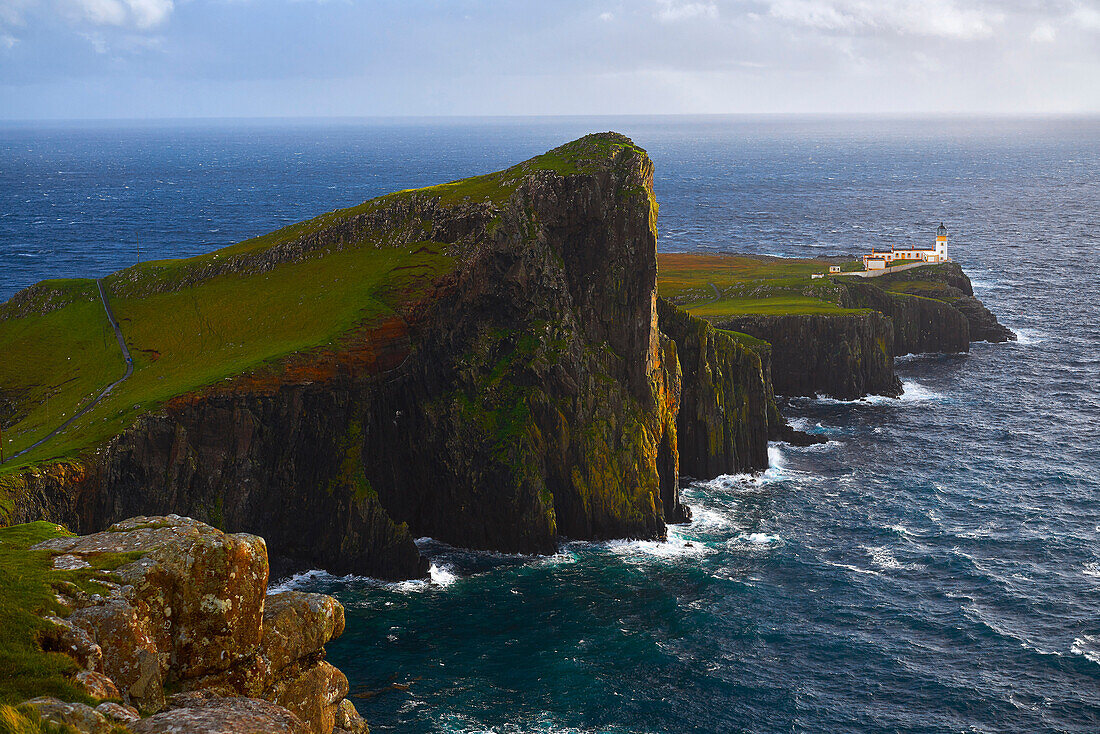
863, 223, 951, 270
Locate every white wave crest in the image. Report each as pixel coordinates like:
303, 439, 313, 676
797, 379, 941, 406
862, 545, 918, 571
268, 562, 458, 595
598, 529, 712, 560
1011, 328, 1045, 346
736, 532, 781, 545
1072, 635, 1100, 665
268, 569, 362, 594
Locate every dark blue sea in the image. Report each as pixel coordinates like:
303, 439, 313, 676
3, 117, 1099, 733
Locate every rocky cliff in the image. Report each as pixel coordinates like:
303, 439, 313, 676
656, 299, 771, 477
713, 311, 902, 400
10, 515, 366, 734
708, 263, 1013, 399
2, 134, 688, 581
875, 263, 1016, 343
837, 280, 970, 356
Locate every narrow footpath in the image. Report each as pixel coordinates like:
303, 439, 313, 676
3, 279, 133, 464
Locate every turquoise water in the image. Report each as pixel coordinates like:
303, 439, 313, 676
3, 117, 1099, 732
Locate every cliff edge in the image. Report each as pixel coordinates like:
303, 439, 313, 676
1, 134, 696, 580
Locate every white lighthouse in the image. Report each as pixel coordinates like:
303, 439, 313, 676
934, 222, 949, 260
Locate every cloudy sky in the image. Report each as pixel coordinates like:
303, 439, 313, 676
1, 0, 1097, 118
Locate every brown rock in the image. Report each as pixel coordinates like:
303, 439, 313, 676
68, 597, 167, 712
130, 696, 310, 734
34, 515, 269, 711
267, 660, 349, 734
96, 701, 141, 724
261, 592, 346, 673
75, 669, 121, 700
19, 697, 112, 734
40, 614, 103, 671
333, 699, 368, 734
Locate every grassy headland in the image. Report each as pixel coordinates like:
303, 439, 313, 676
0, 134, 644, 476
656, 253, 868, 319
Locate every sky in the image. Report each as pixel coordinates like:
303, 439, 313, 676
0, 0, 1098, 119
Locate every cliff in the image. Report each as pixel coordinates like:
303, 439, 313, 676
656, 299, 770, 476
713, 311, 902, 400
874, 263, 1016, 343
836, 279, 970, 356
657, 254, 1014, 400
1, 515, 367, 734
1, 134, 688, 581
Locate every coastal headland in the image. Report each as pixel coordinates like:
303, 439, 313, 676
0, 133, 1014, 733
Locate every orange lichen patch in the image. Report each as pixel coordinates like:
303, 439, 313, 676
167, 315, 414, 404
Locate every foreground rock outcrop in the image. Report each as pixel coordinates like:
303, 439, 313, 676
20, 515, 366, 734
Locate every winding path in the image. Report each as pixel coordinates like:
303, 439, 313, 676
3, 279, 133, 464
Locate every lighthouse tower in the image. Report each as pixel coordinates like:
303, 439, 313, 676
935, 223, 948, 261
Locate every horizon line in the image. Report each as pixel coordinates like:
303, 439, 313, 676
2, 111, 1100, 126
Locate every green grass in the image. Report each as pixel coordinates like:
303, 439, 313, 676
0, 287, 122, 460
657, 253, 866, 319
0, 521, 128, 707
717, 329, 770, 349
689, 295, 854, 317
4, 243, 454, 470
875, 278, 962, 302
0, 520, 154, 729
0, 132, 649, 477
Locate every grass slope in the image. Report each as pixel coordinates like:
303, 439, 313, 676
0, 133, 644, 480
656, 253, 867, 318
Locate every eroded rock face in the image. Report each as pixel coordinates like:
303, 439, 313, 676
656, 298, 772, 477
716, 311, 902, 400
261, 592, 346, 674
23, 516, 367, 734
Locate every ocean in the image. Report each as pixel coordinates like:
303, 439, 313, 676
2, 116, 1098, 733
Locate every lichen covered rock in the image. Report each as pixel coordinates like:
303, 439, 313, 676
19, 697, 113, 734
130, 695, 310, 734
17, 516, 364, 734
260, 592, 345, 674
34, 515, 268, 712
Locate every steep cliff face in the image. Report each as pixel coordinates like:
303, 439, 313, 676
875, 262, 1016, 343
837, 280, 971, 356
656, 299, 770, 478
713, 311, 901, 400
2, 134, 685, 580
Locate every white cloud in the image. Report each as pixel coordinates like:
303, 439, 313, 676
766, 0, 1000, 40
1071, 3, 1100, 30
600, 11, 614, 21
655, 0, 718, 22
63, 0, 173, 29
1030, 22, 1056, 42
0, 0, 172, 39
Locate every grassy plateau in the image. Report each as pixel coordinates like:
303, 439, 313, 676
656, 253, 868, 319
